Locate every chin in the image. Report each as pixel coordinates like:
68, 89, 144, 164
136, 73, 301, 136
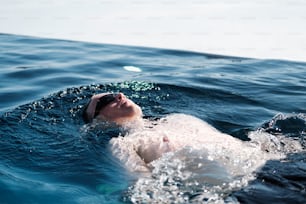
114, 114, 142, 126
133, 104, 142, 117
123, 101, 142, 116
127, 107, 142, 118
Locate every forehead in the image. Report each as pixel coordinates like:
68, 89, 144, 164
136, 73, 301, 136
91, 93, 111, 101
85, 93, 114, 118
100, 93, 116, 100
96, 94, 116, 107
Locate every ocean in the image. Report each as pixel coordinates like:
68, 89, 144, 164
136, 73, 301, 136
0, 33, 305, 203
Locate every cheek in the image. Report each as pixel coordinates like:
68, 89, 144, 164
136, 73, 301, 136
121, 103, 141, 117
103, 105, 131, 118
102, 102, 141, 120
100, 105, 118, 118
120, 106, 135, 116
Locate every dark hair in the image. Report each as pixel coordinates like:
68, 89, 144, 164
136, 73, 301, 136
93, 94, 116, 118
82, 94, 117, 124
82, 100, 91, 123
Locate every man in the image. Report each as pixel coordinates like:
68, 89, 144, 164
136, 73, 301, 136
82, 92, 287, 173
82, 92, 174, 170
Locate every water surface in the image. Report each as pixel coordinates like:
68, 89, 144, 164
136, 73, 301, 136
0, 34, 305, 203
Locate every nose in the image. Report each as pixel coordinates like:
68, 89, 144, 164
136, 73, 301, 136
116, 93, 125, 101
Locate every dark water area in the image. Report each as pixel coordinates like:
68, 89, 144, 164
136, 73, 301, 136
0, 33, 305, 203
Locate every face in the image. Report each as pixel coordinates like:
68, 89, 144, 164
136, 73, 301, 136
95, 93, 142, 124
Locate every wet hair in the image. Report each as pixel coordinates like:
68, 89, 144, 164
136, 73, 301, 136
82, 100, 91, 123
82, 94, 117, 123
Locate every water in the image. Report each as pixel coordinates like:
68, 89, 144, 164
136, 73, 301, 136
0, 33, 305, 203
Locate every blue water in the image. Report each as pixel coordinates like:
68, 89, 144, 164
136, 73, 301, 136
0, 33, 305, 203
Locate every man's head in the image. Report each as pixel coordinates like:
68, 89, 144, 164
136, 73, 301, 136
82, 92, 142, 124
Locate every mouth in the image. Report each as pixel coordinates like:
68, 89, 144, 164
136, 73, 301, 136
119, 99, 127, 107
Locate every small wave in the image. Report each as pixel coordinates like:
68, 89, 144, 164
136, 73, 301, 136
261, 113, 306, 138
249, 113, 306, 154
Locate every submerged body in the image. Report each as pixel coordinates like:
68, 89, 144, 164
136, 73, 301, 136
109, 113, 288, 175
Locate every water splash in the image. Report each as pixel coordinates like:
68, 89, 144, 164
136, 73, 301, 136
249, 113, 306, 154
111, 114, 300, 203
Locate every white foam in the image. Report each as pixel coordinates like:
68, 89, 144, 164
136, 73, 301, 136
109, 113, 301, 202
248, 129, 303, 154
111, 114, 278, 172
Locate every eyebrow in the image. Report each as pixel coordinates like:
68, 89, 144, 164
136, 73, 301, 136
94, 94, 116, 118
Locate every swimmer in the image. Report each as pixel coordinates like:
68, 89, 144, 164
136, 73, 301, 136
82, 92, 177, 169
83, 92, 295, 173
